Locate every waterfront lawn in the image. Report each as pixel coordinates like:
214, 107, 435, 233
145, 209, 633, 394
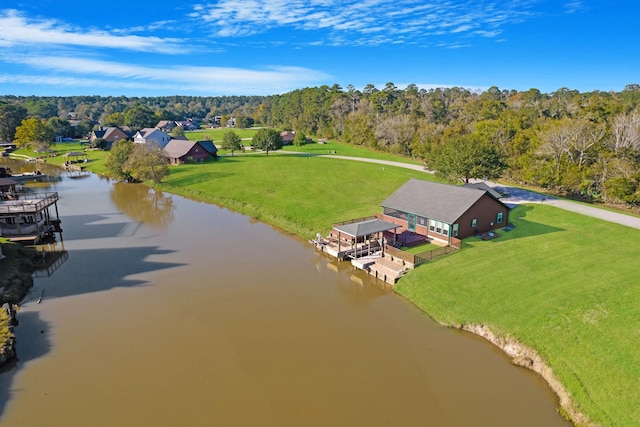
156, 154, 440, 239
185, 128, 258, 141
12, 141, 110, 175
396, 204, 640, 426
280, 141, 423, 164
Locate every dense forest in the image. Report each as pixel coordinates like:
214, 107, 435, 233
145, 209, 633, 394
2, 83, 640, 206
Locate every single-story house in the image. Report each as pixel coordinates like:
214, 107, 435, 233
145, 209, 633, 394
156, 120, 177, 132
380, 179, 510, 243
280, 131, 296, 145
133, 128, 171, 148
163, 139, 217, 164
90, 126, 132, 149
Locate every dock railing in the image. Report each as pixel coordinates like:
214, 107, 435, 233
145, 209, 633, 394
0, 192, 59, 214
385, 244, 459, 267
333, 215, 378, 227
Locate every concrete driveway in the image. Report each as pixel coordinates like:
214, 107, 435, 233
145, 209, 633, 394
475, 180, 640, 231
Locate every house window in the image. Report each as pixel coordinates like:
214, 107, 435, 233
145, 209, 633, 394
497, 212, 504, 224
452, 224, 459, 237
383, 207, 398, 218
418, 216, 426, 226
429, 219, 436, 232
471, 218, 477, 228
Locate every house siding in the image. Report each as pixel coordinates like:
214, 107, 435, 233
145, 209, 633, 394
381, 193, 508, 240
456, 195, 509, 238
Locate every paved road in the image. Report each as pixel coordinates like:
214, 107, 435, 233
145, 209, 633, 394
320, 154, 640, 231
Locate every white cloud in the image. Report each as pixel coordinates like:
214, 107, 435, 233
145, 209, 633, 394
564, 1, 585, 14
0, 9, 185, 53
190, 0, 538, 46
0, 55, 331, 95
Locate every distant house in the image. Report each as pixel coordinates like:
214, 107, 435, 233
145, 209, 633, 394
163, 139, 218, 164
175, 119, 199, 131
90, 126, 132, 149
156, 120, 177, 132
280, 131, 296, 145
133, 128, 171, 148
380, 179, 510, 243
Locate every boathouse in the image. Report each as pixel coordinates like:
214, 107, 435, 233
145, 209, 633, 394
313, 217, 401, 261
0, 192, 62, 244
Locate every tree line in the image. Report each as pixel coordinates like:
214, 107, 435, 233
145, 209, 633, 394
260, 83, 640, 205
2, 84, 640, 205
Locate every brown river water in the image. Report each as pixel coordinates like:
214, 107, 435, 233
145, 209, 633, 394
0, 161, 570, 426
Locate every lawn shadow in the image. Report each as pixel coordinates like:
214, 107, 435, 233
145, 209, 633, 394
464, 205, 565, 247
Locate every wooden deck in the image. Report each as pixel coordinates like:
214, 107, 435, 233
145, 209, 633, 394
311, 237, 381, 261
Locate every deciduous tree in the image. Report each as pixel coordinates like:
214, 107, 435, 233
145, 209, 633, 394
105, 139, 134, 181
251, 128, 283, 155
0, 103, 28, 142
123, 143, 169, 183
13, 118, 55, 150
221, 130, 243, 155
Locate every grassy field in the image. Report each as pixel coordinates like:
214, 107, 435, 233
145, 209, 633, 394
155, 154, 440, 238
396, 204, 640, 426
185, 128, 258, 141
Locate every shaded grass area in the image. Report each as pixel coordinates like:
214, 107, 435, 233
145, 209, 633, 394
0, 243, 37, 304
156, 154, 440, 240
396, 205, 640, 426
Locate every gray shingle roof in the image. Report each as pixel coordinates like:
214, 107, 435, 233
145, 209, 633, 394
163, 139, 200, 158
196, 140, 218, 154
334, 219, 400, 237
381, 179, 490, 224
463, 182, 502, 199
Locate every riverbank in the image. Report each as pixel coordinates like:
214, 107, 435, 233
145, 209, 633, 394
151, 156, 639, 426
459, 324, 588, 426
0, 243, 38, 366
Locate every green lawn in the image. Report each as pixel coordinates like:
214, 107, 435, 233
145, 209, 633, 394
185, 128, 258, 141
396, 204, 640, 426
156, 154, 441, 239
11, 141, 110, 175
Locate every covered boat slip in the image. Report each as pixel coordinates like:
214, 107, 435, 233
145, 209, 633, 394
0, 192, 61, 243
312, 218, 401, 261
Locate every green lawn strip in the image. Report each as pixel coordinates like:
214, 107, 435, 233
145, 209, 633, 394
395, 204, 640, 426
280, 141, 423, 164
11, 141, 110, 175
185, 128, 258, 141
156, 155, 441, 239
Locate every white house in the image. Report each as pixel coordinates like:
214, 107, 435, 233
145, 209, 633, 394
133, 128, 171, 148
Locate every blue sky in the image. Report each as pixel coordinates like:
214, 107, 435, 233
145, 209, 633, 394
0, 0, 637, 97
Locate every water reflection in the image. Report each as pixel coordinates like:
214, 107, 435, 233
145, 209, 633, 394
110, 182, 174, 229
